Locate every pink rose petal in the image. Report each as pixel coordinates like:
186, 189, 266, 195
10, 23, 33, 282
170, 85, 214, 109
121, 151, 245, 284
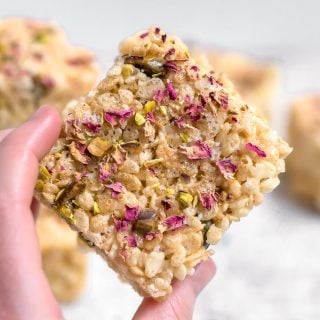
104, 109, 133, 126
164, 215, 186, 231
113, 218, 128, 232
166, 81, 177, 100
126, 234, 137, 247
199, 191, 217, 210
216, 158, 238, 180
245, 143, 267, 157
180, 140, 213, 160
125, 205, 140, 221
106, 182, 124, 199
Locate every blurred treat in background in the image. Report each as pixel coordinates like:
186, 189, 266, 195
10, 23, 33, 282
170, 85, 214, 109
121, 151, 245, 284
0, 17, 99, 301
288, 95, 320, 210
0, 18, 99, 129
191, 49, 279, 121
37, 207, 87, 302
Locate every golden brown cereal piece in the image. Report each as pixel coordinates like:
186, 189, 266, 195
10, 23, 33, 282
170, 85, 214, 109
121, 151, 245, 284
192, 49, 279, 121
37, 207, 87, 302
35, 27, 291, 300
0, 18, 99, 129
288, 95, 320, 209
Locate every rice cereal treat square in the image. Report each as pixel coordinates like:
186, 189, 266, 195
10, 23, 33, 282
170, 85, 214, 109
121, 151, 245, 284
288, 95, 320, 210
0, 18, 99, 129
35, 27, 291, 300
37, 207, 87, 302
192, 49, 279, 121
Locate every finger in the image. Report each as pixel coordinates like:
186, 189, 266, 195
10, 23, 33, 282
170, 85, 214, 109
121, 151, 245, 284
0, 106, 61, 206
133, 259, 216, 320
0, 107, 62, 319
0, 128, 13, 142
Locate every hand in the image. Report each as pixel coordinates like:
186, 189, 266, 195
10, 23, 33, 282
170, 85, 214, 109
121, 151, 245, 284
0, 106, 216, 320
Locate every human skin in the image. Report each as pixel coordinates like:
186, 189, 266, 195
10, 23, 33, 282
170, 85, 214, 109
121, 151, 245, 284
0, 106, 215, 320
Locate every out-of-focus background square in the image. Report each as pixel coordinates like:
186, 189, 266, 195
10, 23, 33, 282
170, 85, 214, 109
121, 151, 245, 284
1, 1, 320, 319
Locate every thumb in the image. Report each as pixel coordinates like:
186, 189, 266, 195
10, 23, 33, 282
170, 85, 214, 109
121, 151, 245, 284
133, 259, 216, 320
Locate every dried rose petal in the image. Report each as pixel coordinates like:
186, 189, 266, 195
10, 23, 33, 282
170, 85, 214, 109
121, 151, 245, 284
155, 27, 160, 34
75, 141, 88, 154
216, 158, 238, 180
82, 119, 102, 133
161, 200, 172, 211
190, 65, 199, 72
199, 191, 217, 210
174, 116, 187, 128
220, 92, 229, 109
147, 167, 156, 175
113, 218, 128, 232
164, 215, 186, 231
184, 95, 191, 104
41, 75, 55, 89
231, 117, 238, 123
146, 112, 155, 123
245, 143, 267, 157
126, 234, 137, 247
118, 249, 128, 261
125, 205, 140, 221
140, 32, 149, 39
153, 89, 165, 104
163, 61, 180, 73
166, 82, 177, 100
200, 95, 207, 107
112, 148, 127, 165
99, 164, 112, 183
106, 182, 124, 199
185, 104, 204, 122
180, 140, 213, 160
104, 109, 133, 126
161, 34, 167, 43
145, 231, 160, 240
208, 76, 217, 86
164, 48, 175, 59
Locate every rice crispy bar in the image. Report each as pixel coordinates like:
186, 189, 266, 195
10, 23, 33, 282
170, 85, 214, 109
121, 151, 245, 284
0, 18, 99, 129
192, 49, 279, 121
288, 95, 320, 209
35, 27, 292, 300
37, 207, 87, 302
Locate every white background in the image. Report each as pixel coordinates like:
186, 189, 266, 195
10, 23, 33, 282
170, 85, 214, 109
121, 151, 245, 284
1, 1, 320, 319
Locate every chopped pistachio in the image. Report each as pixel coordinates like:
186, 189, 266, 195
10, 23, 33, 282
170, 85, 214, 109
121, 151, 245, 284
144, 100, 156, 113
133, 219, 157, 236
192, 194, 199, 207
55, 188, 65, 201
165, 188, 175, 196
35, 179, 44, 191
179, 133, 189, 143
135, 112, 146, 126
60, 204, 76, 224
144, 158, 164, 167
93, 201, 100, 215
34, 31, 47, 43
39, 166, 51, 180
87, 137, 112, 157
151, 183, 161, 190
122, 64, 134, 77
178, 192, 193, 207
159, 105, 167, 116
